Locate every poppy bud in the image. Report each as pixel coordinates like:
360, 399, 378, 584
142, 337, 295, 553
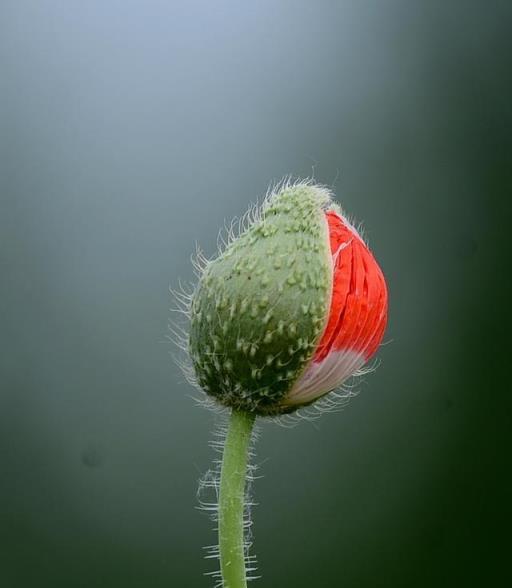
188, 181, 388, 416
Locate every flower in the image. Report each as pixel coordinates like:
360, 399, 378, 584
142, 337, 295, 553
188, 181, 388, 416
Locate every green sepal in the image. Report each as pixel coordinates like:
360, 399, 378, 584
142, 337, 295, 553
189, 183, 333, 415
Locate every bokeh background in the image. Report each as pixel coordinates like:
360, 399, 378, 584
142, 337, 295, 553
1, 1, 511, 587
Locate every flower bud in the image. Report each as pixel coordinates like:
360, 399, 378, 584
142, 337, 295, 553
188, 181, 388, 416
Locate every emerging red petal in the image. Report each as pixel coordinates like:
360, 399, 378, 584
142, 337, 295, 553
282, 209, 388, 408
315, 210, 388, 362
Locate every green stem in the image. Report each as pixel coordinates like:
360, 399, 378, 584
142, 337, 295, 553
219, 409, 256, 588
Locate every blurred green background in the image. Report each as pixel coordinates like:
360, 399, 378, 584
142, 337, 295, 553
1, 1, 511, 587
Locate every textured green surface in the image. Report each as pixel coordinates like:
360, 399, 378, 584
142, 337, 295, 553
189, 184, 333, 415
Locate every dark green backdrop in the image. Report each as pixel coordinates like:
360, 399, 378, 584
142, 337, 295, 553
1, 1, 511, 586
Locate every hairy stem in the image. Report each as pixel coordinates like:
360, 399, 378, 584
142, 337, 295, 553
219, 409, 256, 588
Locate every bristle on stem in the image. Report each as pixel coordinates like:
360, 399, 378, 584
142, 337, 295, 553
218, 409, 256, 588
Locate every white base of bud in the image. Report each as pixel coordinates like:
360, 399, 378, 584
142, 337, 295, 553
282, 348, 366, 407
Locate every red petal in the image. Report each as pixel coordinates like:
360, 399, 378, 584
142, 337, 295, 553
314, 210, 388, 362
